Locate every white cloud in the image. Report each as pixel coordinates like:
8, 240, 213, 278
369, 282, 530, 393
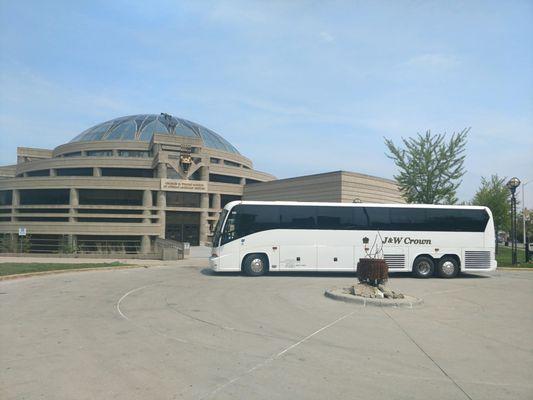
319, 31, 334, 43
404, 53, 460, 69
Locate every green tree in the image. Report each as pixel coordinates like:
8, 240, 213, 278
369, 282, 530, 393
472, 174, 510, 233
385, 129, 468, 204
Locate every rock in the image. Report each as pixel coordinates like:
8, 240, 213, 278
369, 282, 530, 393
352, 283, 383, 298
378, 283, 404, 299
378, 284, 395, 299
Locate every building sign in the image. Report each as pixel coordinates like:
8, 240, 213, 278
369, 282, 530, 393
18, 227, 27, 236
161, 179, 207, 193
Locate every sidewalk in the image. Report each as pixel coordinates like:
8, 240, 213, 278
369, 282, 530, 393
0, 246, 212, 267
0, 254, 210, 269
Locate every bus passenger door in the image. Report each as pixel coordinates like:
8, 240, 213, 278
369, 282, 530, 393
278, 245, 317, 271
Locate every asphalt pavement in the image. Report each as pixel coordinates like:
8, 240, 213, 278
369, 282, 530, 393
1, 263, 532, 400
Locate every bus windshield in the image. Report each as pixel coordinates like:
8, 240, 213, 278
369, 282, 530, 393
212, 208, 228, 247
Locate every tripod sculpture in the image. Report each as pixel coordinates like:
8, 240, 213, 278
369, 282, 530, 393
357, 235, 389, 286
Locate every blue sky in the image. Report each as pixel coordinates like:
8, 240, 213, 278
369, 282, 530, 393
1, 1, 532, 206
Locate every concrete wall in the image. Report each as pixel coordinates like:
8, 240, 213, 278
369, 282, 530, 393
243, 172, 343, 202
340, 171, 405, 203
244, 171, 405, 204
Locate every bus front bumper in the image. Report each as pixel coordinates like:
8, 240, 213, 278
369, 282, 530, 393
209, 256, 220, 271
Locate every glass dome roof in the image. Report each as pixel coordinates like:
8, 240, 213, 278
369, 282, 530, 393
70, 114, 240, 154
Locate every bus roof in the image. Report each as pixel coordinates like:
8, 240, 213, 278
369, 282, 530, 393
224, 200, 490, 212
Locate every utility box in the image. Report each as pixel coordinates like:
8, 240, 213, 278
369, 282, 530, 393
182, 242, 190, 257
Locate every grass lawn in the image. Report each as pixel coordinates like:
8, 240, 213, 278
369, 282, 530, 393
0, 262, 130, 276
496, 246, 533, 268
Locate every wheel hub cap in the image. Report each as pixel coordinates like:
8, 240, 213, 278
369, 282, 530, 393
418, 261, 431, 275
442, 261, 455, 275
250, 258, 263, 273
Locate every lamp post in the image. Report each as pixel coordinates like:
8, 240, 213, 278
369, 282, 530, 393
506, 177, 521, 265
521, 180, 530, 249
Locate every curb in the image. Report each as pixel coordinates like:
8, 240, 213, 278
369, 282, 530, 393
497, 267, 533, 271
324, 288, 423, 308
0, 264, 149, 281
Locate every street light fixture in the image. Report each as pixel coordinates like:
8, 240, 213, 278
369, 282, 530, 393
506, 177, 521, 265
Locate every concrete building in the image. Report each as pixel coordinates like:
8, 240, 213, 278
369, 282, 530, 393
243, 171, 405, 204
0, 114, 274, 254
0, 114, 405, 256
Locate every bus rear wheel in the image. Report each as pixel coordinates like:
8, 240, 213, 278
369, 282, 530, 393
412, 256, 434, 279
242, 253, 269, 276
437, 256, 459, 278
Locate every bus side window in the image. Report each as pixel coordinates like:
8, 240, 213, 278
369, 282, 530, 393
280, 205, 316, 229
352, 207, 369, 229
316, 206, 352, 230
365, 207, 390, 230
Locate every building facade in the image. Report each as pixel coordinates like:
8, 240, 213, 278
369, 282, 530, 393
0, 114, 275, 254
0, 114, 407, 255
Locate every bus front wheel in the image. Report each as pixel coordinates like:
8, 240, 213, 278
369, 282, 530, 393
412, 256, 434, 278
242, 253, 269, 276
437, 256, 459, 278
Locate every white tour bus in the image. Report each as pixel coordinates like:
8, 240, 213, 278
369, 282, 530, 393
210, 201, 497, 278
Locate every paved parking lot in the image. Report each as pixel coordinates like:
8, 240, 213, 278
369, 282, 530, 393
1, 264, 532, 400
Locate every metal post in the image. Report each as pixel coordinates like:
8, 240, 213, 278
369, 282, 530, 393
522, 185, 525, 248
524, 238, 530, 263
507, 178, 521, 266
512, 194, 517, 265
510, 197, 513, 262
522, 180, 529, 256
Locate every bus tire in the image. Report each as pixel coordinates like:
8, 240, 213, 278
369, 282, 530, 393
437, 256, 459, 278
242, 253, 269, 276
412, 256, 434, 279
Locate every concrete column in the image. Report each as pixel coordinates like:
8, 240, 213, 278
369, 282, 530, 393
94, 167, 102, 177
157, 191, 166, 238
140, 235, 151, 254
50, 168, 57, 176
199, 193, 210, 245
11, 189, 19, 222
157, 163, 167, 179
212, 193, 221, 211
112, 149, 119, 157
12, 189, 20, 206
70, 188, 79, 206
69, 188, 78, 223
201, 165, 209, 181
67, 234, 77, 250
199, 212, 209, 245
143, 190, 152, 223
200, 192, 209, 210
143, 190, 153, 207
240, 177, 246, 185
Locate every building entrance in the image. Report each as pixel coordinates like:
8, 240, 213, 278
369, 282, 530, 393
165, 212, 200, 246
